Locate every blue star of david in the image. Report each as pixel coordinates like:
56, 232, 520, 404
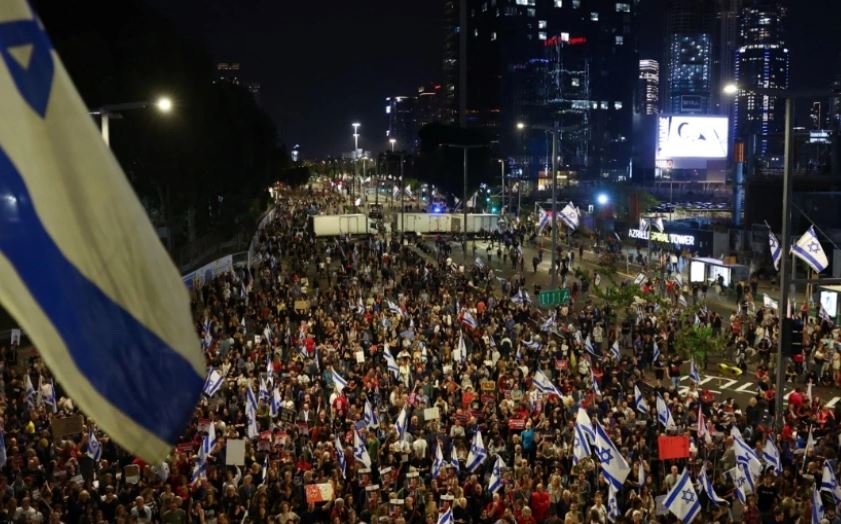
809, 242, 821, 253
597, 447, 613, 464
681, 490, 695, 503
736, 476, 746, 487
0, 20, 55, 117
355, 444, 366, 457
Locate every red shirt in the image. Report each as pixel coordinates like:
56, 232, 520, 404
529, 490, 551, 521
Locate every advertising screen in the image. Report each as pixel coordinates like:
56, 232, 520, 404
820, 291, 837, 318
656, 116, 729, 160
689, 261, 705, 283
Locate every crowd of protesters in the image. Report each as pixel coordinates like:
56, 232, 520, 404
2, 183, 841, 524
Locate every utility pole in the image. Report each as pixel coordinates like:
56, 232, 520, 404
442, 144, 486, 263
775, 96, 793, 432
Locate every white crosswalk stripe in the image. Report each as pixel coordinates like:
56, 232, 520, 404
677, 375, 840, 408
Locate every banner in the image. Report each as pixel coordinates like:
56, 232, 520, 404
658, 435, 690, 460
305, 483, 335, 503
182, 254, 234, 289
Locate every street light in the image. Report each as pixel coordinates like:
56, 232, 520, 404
389, 138, 396, 152
351, 122, 361, 200
91, 96, 175, 146
722, 83, 739, 96
497, 159, 505, 216
596, 193, 609, 206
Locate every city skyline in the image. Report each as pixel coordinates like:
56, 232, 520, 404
140, 0, 841, 158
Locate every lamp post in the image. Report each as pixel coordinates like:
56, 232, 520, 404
352, 122, 361, 202
497, 159, 506, 216
91, 96, 173, 146
389, 138, 396, 152
723, 83, 835, 430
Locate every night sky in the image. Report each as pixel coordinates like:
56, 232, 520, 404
142, 0, 840, 158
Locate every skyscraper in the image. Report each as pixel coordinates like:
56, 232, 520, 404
733, 0, 789, 166
638, 59, 660, 115
663, 0, 715, 115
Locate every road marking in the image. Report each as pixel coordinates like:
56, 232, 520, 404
735, 382, 759, 393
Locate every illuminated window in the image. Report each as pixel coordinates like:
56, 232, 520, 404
615, 35, 624, 45
614, 101, 623, 110
555, 0, 563, 6
616, 2, 630, 12
491, 32, 497, 41
591, 11, 599, 21
538, 32, 547, 40
572, 0, 580, 8
561, 32, 570, 42
600, 101, 608, 110
474, 28, 478, 37
527, 7, 536, 16
571, 77, 580, 87
538, 20, 547, 29
515, 0, 535, 5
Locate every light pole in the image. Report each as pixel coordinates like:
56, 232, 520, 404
723, 83, 835, 430
443, 143, 486, 263
91, 96, 173, 146
390, 138, 396, 152
497, 159, 506, 216
352, 122, 361, 202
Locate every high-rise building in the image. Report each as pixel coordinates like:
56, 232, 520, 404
733, 0, 789, 166
664, 0, 715, 115
385, 96, 417, 152
714, 0, 741, 114
454, 0, 638, 181
638, 59, 660, 115
442, 0, 463, 125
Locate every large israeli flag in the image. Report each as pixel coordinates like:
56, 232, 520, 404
792, 226, 829, 274
699, 465, 727, 506
768, 230, 782, 270
466, 430, 487, 472
383, 343, 400, 380
821, 460, 841, 504
353, 428, 371, 468
634, 385, 649, 414
335, 436, 346, 479
0, 1, 204, 462
664, 469, 701, 524
594, 422, 630, 488
488, 455, 504, 493
533, 370, 562, 398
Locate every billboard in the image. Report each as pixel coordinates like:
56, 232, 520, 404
656, 115, 728, 161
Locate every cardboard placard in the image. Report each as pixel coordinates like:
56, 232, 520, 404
294, 300, 310, 312
481, 380, 496, 392
279, 408, 296, 424
51, 415, 84, 439
10, 329, 21, 346
658, 435, 690, 460
176, 442, 195, 454
354, 351, 365, 364
225, 439, 246, 466
508, 419, 526, 431
305, 483, 334, 503
423, 407, 440, 421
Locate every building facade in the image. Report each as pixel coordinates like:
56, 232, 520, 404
638, 59, 659, 115
663, 0, 716, 115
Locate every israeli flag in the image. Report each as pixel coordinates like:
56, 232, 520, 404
533, 370, 563, 398
0, 1, 206, 462
594, 422, 631, 488
87, 427, 102, 462
461, 310, 478, 329
363, 399, 379, 429
763, 438, 782, 475
584, 336, 597, 356
656, 394, 676, 429
576, 408, 595, 443
540, 312, 555, 333
203, 368, 224, 397
664, 469, 701, 524
205, 421, 216, 453
652, 340, 661, 362
673, 273, 683, 287
466, 430, 487, 472
259, 377, 270, 403
591, 368, 601, 396
537, 208, 550, 232
335, 436, 347, 479
608, 484, 620, 522
594, 273, 601, 287
387, 299, 404, 317
455, 332, 467, 364
383, 344, 400, 380
821, 460, 841, 504
792, 226, 829, 274
634, 273, 646, 286
270, 388, 281, 419
191, 439, 207, 483
699, 465, 727, 506
352, 428, 371, 468
437, 508, 454, 524
639, 218, 649, 233
689, 358, 701, 384
733, 434, 762, 472
432, 442, 445, 479
559, 202, 579, 230
245, 385, 258, 439
678, 294, 688, 307
768, 230, 782, 270
654, 217, 665, 233
474, 257, 485, 270
356, 297, 365, 314
610, 340, 620, 360
634, 385, 649, 414
573, 422, 592, 465
395, 406, 408, 441
450, 445, 460, 474
523, 339, 542, 352
812, 485, 826, 524
23, 374, 36, 405
488, 455, 504, 493
332, 368, 348, 394
41, 377, 57, 413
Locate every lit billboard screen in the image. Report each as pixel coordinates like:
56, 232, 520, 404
656, 115, 728, 161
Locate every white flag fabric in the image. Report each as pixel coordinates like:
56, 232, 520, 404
335, 436, 347, 479
594, 423, 630, 488
812, 485, 826, 524
664, 469, 701, 523
466, 430, 488, 472
792, 226, 829, 273
432, 442, 445, 479
572, 421, 592, 465
245, 385, 258, 439
533, 370, 563, 398
654, 217, 665, 233
763, 438, 782, 475
769, 230, 782, 270
352, 428, 371, 468
537, 208, 551, 232
821, 460, 841, 504
395, 407, 408, 441
634, 273, 646, 286
0, 1, 205, 462
363, 399, 379, 429
608, 484, 620, 522
87, 428, 102, 462
437, 508, 454, 524
270, 388, 281, 418
639, 218, 649, 233
689, 358, 701, 384
383, 343, 400, 380
488, 455, 504, 493
576, 408, 595, 443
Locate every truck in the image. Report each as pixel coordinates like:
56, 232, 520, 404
310, 214, 373, 237
392, 213, 500, 236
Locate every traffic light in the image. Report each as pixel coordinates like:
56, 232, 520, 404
782, 317, 803, 357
